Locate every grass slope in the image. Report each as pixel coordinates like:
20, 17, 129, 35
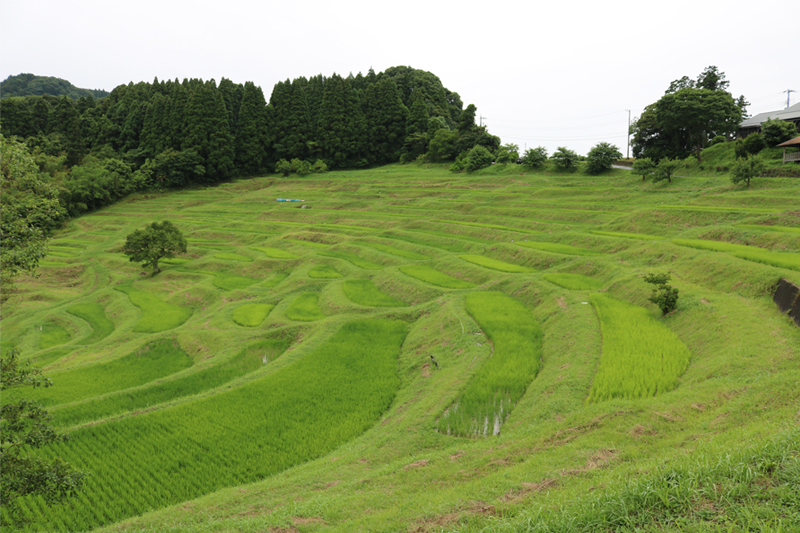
2, 162, 799, 533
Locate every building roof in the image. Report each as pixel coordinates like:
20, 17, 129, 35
776, 135, 800, 148
740, 102, 800, 128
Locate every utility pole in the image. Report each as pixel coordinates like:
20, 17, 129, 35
784, 89, 796, 108
626, 109, 631, 159
479, 115, 487, 128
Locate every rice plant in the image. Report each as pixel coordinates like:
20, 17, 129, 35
358, 241, 428, 260
736, 224, 800, 235
517, 241, 603, 256
262, 272, 289, 286
250, 246, 299, 259
213, 252, 253, 261
53, 338, 290, 426
308, 265, 342, 279
232, 303, 274, 327
284, 293, 325, 321
591, 230, 664, 241
672, 238, 800, 271
398, 264, 474, 289
587, 293, 691, 402
318, 250, 383, 269
38, 322, 71, 349
542, 273, 605, 290
23, 320, 407, 532
437, 292, 542, 437
212, 273, 258, 291
459, 254, 534, 273
66, 303, 114, 344
115, 285, 192, 333
10, 339, 193, 407
342, 280, 406, 307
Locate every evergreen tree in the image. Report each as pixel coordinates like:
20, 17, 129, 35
362, 78, 408, 164
317, 74, 367, 168
47, 96, 84, 165
183, 81, 235, 181
235, 82, 270, 175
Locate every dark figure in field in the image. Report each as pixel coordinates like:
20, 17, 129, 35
430, 354, 439, 369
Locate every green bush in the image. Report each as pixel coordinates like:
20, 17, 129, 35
586, 142, 622, 175
644, 273, 679, 315
521, 146, 548, 168
551, 146, 578, 170
762, 118, 797, 147
632, 157, 656, 181
275, 159, 292, 177
464, 145, 494, 172
742, 133, 765, 155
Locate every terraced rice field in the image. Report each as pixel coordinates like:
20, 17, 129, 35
3, 164, 799, 532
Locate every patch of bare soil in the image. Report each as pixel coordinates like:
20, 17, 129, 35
408, 501, 499, 532
404, 459, 429, 470
501, 477, 558, 503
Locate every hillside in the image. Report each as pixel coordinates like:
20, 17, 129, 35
2, 164, 799, 532
0, 73, 109, 99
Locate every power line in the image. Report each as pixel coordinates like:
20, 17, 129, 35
784, 89, 796, 108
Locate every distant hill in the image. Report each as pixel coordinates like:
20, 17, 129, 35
0, 73, 108, 99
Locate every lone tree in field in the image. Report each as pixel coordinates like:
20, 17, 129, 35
644, 273, 679, 315
1, 348, 85, 527
731, 154, 765, 187
586, 142, 622, 175
122, 220, 187, 274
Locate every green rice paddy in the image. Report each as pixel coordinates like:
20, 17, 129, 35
4, 163, 799, 533
459, 254, 534, 273
232, 303, 274, 327
284, 293, 325, 321
587, 293, 691, 402
115, 285, 192, 332
542, 272, 605, 290
398, 264, 475, 289
342, 279, 406, 306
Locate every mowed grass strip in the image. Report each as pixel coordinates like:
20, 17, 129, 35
12, 339, 192, 407
263, 272, 290, 286
588, 294, 691, 403
672, 238, 800, 271
213, 273, 259, 291
53, 339, 290, 427
358, 242, 428, 260
38, 322, 71, 350
459, 254, 534, 273
517, 241, 603, 256
438, 292, 543, 437
433, 219, 538, 234
308, 265, 342, 279
30, 320, 407, 532
232, 303, 275, 327
66, 303, 114, 344
543, 273, 605, 290
398, 264, 474, 289
284, 293, 325, 321
342, 280, 406, 307
115, 285, 192, 333
318, 250, 383, 270
251, 246, 299, 259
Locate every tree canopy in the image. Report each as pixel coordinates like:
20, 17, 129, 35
122, 220, 187, 274
631, 66, 746, 162
1, 348, 86, 526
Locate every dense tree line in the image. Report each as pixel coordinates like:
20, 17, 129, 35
0, 67, 501, 219
1, 73, 109, 100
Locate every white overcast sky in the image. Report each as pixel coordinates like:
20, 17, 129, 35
0, 0, 796, 156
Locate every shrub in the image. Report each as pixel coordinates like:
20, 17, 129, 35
761, 118, 798, 147
644, 273, 679, 315
521, 146, 548, 168
652, 158, 679, 183
632, 157, 656, 181
710, 135, 727, 146
291, 158, 311, 176
312, 159, 329, 173
586, 142, 622, 175
731, 154, 765, 187
275, 159, 292, 177
742, 133, 765, 155
494, 143, 519, 164
463, 145, 494, 172
551, 146, 578, 170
